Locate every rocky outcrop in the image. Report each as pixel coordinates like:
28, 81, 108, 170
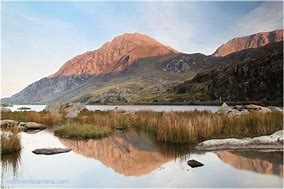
94, 88, 133, 104
32, 148, 71, 155
44, 102, 88, 118
172, 42, 283, 102
212, 29, 283, 56
216, 103, 271, 116
195, 130, 283, 151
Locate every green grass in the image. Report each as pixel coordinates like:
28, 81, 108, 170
54, 124, 112, 140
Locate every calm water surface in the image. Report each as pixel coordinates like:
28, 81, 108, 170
9, 105, 219, 112
1, 130, 283, 188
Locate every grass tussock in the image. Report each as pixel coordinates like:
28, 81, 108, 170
54, 124, 112, 140
1, 129, 22, 155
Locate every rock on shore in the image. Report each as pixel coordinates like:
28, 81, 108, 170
195, 130, 283, 151
44, 102, 88, 119
216, 103, 275, 116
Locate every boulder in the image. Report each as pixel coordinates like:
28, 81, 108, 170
187, 159, 204, 168
244, 104, 271, 113
44, 102, 88, 119
267, 106, 282, 112
19, 122, 47, 130
195, 130, 283, 151
0, 107, 12, 112
0, 120, 18, 128
216, 103, 272, 116
32, 148, 72, 155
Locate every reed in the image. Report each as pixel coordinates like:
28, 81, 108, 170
1, 128, 22, 155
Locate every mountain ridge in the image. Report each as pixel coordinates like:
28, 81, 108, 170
2, 29, 283, 104
212, 29, 283, 57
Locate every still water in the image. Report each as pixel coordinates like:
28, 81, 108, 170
1, 130, 283, 188
9, 105, 219, 112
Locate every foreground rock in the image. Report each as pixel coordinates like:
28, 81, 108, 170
187, 159, 204, 168
44, 102, 88, 119
32, 148, 72, 155
216, 103, 273, 116
0, 120, 18, 128
0, 107, 12, 112
19, 122, 47, 131
195, 130, 283, 151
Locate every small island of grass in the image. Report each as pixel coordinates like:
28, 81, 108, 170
54, 124, 112, 140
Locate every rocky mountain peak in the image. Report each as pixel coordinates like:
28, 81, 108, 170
212, 29, 283, 57
50, 32, 177, 78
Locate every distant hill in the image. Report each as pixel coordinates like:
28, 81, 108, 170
167, 42, 283, 103
212, 29, 283, 57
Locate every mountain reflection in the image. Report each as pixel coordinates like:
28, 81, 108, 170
59, 130, 190, 176
216, 151, 284, 177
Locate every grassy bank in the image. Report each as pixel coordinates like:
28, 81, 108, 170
70, 110, 283, 143
1, 110, 283, 143
1, 129, 22, 155
54, 124, 112, 139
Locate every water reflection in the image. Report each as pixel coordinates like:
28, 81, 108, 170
59, 130, 191, 176
1, 152, 21, 188
216, 151, 284, 177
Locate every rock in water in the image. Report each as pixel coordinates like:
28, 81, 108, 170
187, 159, 204, 168
32, 148, 72, 155
195, 130, 283, 150
19, 122, 47, 130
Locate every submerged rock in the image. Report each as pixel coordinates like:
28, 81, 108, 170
195, 130, 283, 151
19, 122, 47, 131
187, 159, 204, 168
0, 120, 18, 128
32, 148, 72, 155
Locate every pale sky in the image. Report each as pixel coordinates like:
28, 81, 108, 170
1, 1, 283, 97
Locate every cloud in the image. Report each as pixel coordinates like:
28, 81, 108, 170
234, 1, 283, 36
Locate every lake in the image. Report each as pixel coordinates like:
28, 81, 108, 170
1, 130, 283, 188
8, 105, 220, 112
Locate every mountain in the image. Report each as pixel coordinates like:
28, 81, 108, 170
4, 32, 217, 104
2, 30, 283, 105
168, 42, 283, 103
51, 32, 177, 77
212, 29, 283, 57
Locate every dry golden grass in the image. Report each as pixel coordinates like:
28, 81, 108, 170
1, 110, 282, 143
1, 128, 22, 154
1, 111, 62, 126
71, 110, 283, 143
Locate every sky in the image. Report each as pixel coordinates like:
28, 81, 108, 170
1, 1, 283, 97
